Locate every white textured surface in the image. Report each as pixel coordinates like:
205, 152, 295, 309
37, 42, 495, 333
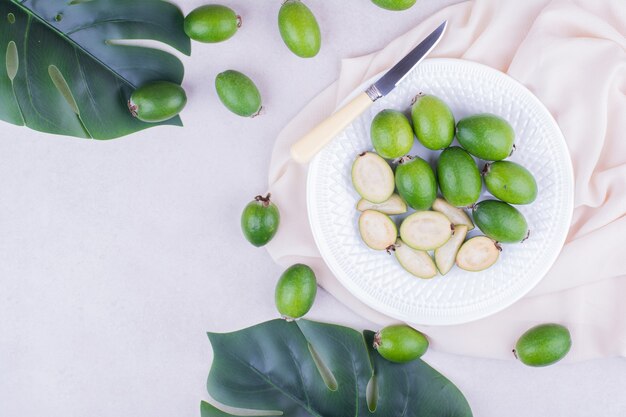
309, 59, 573, 325
0, 1, 624, 417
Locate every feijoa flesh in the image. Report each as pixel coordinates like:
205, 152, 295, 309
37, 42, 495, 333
371, 0, 417, 11
374, 325, 429, 363
275, 263, 317, 320
215, 70, 262, 117
411, 94, 455, 150
437, 146, 482, 207
514, 323, 571, 367
456, 236, 500, 272
456, 113, 515, 161
241, 194, 280, 247
400, 211, 452, 251
357, 194, 407, 215
473, 200, 529, 243
394, 239, 437, 279
395, 156, 437, 210
128, 81, 187, 123
278, 0, 321, 58
435, 224, 468, 275
484, 161, 538, 205
184, 5, 241, 43
352, 152, 395, 204
432, 198, 474, 230
358, 210, 397, 251
371, 109, 414, 159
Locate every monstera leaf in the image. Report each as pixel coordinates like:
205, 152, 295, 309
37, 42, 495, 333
0, 0, 190, 139
202, 319, 473, 417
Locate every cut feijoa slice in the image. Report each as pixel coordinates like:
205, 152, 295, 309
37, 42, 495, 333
432, 198, 474, 230
399, 211, 452, 251
435, 225, 468, 275
394, 239, 437, 279
358, 210, 398, 250
356, 194, 408, 215
352, 152, 395, 204
456, 236, 500, 272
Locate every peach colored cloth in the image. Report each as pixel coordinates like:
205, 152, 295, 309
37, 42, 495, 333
267, 0, 626, 360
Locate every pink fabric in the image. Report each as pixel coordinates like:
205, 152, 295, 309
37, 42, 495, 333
267, 0, 626, 360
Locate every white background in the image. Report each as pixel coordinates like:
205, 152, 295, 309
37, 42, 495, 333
1, 1, 625, 416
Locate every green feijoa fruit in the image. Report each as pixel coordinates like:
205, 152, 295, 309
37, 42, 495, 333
374, 325, 429, 363
484, 161, 538, 205
278, 0, 321, 58
241, 194, 280, 247
456, 113, 515, 161
395, 156, 437, 210
456, 236, 500, 272
437, 147, 482, 207
370, 110, 414, 159
215, 70, 263, 117
358, 210, 398, 251
371, 0, 417, 11
473, 200, 529, 243
128, 81, 187, 123
352, 152, 395, 204
411, 94, 455, 150
400, 211, 452, 251
184, 5, 241, 43
514, 323, 572, 367
275, 263, 317, 320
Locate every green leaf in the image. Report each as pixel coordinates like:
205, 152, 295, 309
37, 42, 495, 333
204, 319, 473, 417
0, 0, 190, 139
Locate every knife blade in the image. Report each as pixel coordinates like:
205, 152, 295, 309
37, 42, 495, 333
290, 21, 448, 164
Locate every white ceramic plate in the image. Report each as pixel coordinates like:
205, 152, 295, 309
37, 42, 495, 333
307, 58, 574, 326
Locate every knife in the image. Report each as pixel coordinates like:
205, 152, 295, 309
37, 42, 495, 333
290, 21, 448, 164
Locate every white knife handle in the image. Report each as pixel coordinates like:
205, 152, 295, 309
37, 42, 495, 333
290, 92, 374, 164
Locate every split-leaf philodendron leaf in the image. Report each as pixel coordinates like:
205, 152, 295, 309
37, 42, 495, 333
202, 319, 473, 417
0, 0, 190, 139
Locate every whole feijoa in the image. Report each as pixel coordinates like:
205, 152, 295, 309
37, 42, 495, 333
484, 161, 538, 205
514, 323, 572, 367
278, 0, 321, 58
374, 325, 429, 363
184, 5, 241, 43
473, 200, 528, 243
241, 194, 280, 247
456, 113, 515, 161
275, 264, 317, 320
411, 94, 455, 150
215, 70, 262, 117
395, 156, 437, 210
437, 146, 482, 207
128, 81, 187, 123
371, 0, 417, 11
371, 110, 414, 159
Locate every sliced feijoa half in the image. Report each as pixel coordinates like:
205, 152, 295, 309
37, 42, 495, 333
399, 211, 452, 251
356, 194, 408, 215
358, 210, 398, 250
394, 239, 437, 279
432, 198, 475, 230
456, 236, 500, 272
352, 152, 395, 204
434, 224, 468, 275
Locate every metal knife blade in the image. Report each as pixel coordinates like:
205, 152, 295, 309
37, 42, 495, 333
365, 21, 448, 100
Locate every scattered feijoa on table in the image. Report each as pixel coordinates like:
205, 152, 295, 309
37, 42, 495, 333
435, 224, 468, 275
352, 152, 395, 204
371, 109, 414, 159
514, 323, 572, 367
215, 70, 263, 117
393, 239, 437, 279
371, 0, 417, 11
357, 193, 408, 215
241, 194, 280, 247
456, 236, 500, 272
437, 146, 482, 207
484, 161, 538, 205
184, 5, 241, 43
374, 325, 429, 363
473, 200, 529, 243
400, 211, 452, 251
432, 198, 475, 230
395, 156, 437, 210
456, 113, 515, 161
358, 210, 398, 250
278, 0, 321, 58
128, 81, 187, 123
275, 264, 317, 320
411, 94, 455, 150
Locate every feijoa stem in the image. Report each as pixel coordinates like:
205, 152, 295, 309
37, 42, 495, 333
236, 15, 243, 28
398, 155, 413, 165
255, 193, 272, 207
373, 332, 382, 350
482, 163, 491, 176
